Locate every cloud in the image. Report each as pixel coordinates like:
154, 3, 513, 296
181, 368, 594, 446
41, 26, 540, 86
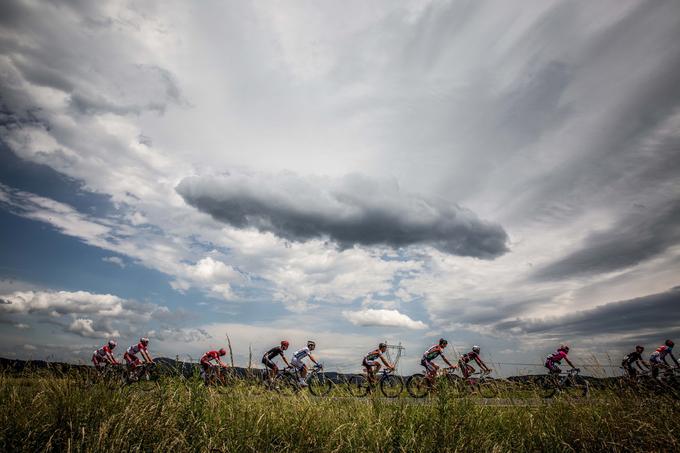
102, 256, 125, 268
497, 287, 680, 341
342, 308, 428, 330
0, 289, 168, 339
176, 172, 509, 258
68, 318, 119, 338
531, 199, 680, 281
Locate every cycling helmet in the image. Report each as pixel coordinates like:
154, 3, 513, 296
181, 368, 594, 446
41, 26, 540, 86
108, 340, 117, 349
140, 337, 149, 345
635, 345, 644, 351
378, 342, 387, 350
439, 338, 448, 346
558, 344, 569, 352
281, 340, 290, 349
665, 339, 674, 347
472, 345, 481, 353
218, 348, 227, 356
307, 340, 316, 349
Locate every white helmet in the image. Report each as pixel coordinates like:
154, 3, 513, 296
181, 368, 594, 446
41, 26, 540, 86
140, 337, 150, 345
108, 340, 117, 349
472, 345, 481, 353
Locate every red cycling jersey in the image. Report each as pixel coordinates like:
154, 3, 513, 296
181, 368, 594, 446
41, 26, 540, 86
200, 350, 221, 364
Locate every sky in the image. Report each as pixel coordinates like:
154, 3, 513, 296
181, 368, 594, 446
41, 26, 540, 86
1, 0, 679, 376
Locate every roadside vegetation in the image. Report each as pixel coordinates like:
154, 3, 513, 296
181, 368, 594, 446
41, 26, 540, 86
0, 370, 678, 452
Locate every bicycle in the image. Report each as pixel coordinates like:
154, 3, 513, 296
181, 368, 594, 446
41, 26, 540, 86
203, 365, 233, 388
406, 366, 460, 398
269, 364, 332, 396
541, 368, 589, 398
125, 362, 159, 390
449, 369, 499, 398
347, 368, 403, 398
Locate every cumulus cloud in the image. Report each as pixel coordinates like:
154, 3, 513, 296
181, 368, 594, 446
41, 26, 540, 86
343, 308, 428, 330
0, 289, 168, 339
176, 172, 509, 258
68, 318, 119, 338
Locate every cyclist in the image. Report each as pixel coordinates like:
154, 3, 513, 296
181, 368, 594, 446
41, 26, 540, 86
92, 340, 119, 369
362, 343, 395, 384
124, 337, 154, 371
200, 348, 229, 383
421, 338, 456, 382
291, 340, 319, 387
458, 345, 492, 378
262, 341, 291, 380
621, 345, 649, 378
544, 344, 576, 374
649, 340, 678, 378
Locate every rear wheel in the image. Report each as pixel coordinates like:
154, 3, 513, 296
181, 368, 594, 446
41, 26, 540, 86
380, 375, 403, 398
308, 373, 332, 396
406, 374, 430, 398
347, 375, 369, 397
540, 376, 558, 398
273, 374, 298, 396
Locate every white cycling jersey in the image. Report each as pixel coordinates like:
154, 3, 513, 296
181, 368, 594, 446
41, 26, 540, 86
293, 347, 311, 361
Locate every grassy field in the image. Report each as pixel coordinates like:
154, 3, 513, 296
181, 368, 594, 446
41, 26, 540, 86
1, 372, 678, 452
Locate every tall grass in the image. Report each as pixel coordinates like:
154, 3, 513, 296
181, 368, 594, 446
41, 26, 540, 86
0, 372, 678, 452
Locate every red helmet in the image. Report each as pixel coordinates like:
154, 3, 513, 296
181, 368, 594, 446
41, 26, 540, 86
281, 340, 289, 349
665, 339, 674, 347
218, 348, 227, 356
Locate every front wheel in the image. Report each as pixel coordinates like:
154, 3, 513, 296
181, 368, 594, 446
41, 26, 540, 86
380, 375, 403, 398
406, 374, 430, 398
308, 373, 332, 396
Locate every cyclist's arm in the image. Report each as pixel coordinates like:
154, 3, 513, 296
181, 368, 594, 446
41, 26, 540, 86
282, 355, 290, 367
441, 355, 455, 368
636, 360, 648, 370
217, 358, 228, 367
309, 354, 319, 365
380, 356, 393, 369
142, 350, 153, 363
106, 352, 118, 364
475, 357, 491, 372
670, 352, 679, 367
565, 357, 575, 368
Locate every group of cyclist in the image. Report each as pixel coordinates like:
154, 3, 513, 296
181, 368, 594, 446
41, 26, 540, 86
91, 337, 154, 379
91, 336, 678, 384
621, 340, 678, 379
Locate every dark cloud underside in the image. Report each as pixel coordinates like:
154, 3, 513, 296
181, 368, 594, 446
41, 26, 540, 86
498, 286, 680, 338
176, 173, 509, 258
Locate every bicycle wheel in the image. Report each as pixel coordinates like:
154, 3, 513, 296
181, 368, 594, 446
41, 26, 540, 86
540, 377, 558, 398
477, 379, 499, 398
380, 375, 403, 398
308, 373, 332, 396
137, 372, 158, 391
563, 378, 589, 398
406, 374, 430, 398
347, 375, 369, 397
273, 374, 298, 396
